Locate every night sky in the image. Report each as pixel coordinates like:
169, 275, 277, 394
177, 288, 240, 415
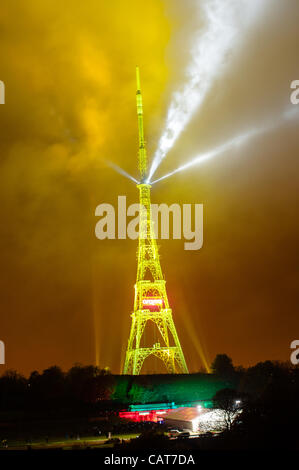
0, 0, 298, 375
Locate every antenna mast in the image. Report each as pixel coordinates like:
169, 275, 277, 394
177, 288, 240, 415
136, 66, 147, 182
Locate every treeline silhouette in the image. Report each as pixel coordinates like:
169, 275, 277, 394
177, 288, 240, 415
0, 355, 298, 449
0, 355, 297, 413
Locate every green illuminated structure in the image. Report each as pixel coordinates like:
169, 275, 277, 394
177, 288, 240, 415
123, 67, 188, 375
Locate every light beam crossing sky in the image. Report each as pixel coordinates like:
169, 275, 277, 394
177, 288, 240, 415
148, 0, 270, 181
151, 107, 299, 185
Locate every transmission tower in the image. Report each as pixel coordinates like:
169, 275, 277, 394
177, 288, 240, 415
123, 67, 188, 375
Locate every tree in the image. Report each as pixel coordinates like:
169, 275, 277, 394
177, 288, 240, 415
211, 354, 235, 377
213, 388, 241, 431
241, 360, 289, 398
33, 366, 67, 410
67, 364, 98, 402
0, 370, 27, 410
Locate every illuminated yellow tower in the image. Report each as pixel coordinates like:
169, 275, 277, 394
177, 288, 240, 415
123, 67, 188, 375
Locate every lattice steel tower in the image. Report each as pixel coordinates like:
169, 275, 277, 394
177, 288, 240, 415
123, 67, 189, 375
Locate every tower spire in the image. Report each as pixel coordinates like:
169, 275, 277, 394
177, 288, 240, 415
136, 66, 147, 182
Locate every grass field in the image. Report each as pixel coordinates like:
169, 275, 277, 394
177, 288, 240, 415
0, 433, 139, 450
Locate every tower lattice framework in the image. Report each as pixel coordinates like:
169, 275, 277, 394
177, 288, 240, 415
123, 68, 188, 375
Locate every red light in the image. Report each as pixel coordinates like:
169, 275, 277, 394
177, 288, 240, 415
142, 298, 163, 308
119, 409, 172, 423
